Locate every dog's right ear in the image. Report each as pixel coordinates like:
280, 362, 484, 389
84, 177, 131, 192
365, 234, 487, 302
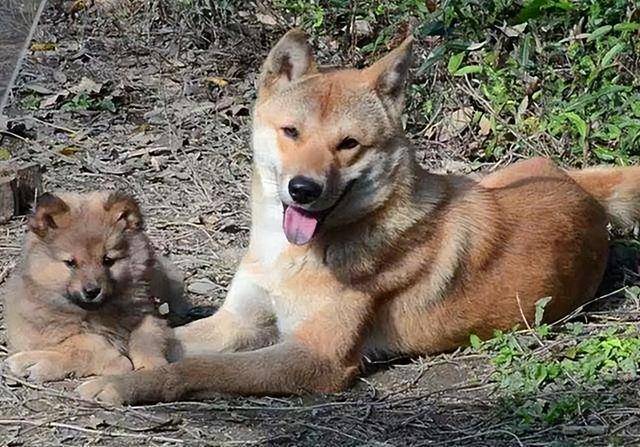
257, 29, 317, 98
28, 193, 70, 238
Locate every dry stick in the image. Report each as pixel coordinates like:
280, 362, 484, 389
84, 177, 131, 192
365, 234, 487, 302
297, 421, 367, 444
0, 371, 124, 409
0, 263, 13, 286
155, 220, 220, 257
552, 286, 628, 327
0, 129, 30, 144
0, 420, 185, 444
515, 292, 545, 348
429, 428, 525, 447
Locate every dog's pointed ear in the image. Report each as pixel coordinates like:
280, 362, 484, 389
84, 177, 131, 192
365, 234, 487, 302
258, 28, 317, 97
364, 35, 413, 108
105, 192, 143, 231
28, 193, 70, 238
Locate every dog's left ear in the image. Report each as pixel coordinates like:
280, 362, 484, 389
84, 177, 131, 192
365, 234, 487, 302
105, 192, 143, 231
258, 28, 317, 97
364, 35, 413, 110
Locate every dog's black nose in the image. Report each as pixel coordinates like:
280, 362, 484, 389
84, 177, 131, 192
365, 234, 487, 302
83, 286, 102, 301
288, 176, 323, 204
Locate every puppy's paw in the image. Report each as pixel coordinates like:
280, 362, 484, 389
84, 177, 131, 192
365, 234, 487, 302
102, 355, 134, 375
5, 351, 67, 382
76, 377, 126, 406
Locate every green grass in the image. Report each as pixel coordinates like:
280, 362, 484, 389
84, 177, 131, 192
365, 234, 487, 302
468, 291, 640, 429
60, 92, 116, 113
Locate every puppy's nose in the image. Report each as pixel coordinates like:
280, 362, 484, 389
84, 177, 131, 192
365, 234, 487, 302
288, 176, 323, 204
83, 286, 102, 301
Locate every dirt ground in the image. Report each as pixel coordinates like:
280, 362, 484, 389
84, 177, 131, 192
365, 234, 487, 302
1, 3, 640, 446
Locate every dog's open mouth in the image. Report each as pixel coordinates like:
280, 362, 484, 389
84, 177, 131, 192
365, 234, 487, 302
282, 205, 328, 245
282, 180, 355, 246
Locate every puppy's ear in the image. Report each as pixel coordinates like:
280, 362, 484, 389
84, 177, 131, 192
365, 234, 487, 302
105, 192, 143, 231
258, 28, 317, 98
28, 193, 70, 238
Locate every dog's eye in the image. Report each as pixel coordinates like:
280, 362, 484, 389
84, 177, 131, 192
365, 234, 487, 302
103, 256, 116, 267
281, 126, 299, 140
63, 258, 77, 268
337, 137, 359, 151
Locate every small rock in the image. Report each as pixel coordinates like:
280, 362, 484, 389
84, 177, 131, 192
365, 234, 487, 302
353, 19, 372, 37
158, 302, 170, 316
187, 278, 217, 296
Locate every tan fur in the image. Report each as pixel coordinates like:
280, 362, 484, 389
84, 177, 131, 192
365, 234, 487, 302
76, 30, 638, 405
4, 191, 177, 382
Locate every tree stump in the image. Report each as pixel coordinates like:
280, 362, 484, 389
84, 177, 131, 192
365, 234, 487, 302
0, 163, 42, 223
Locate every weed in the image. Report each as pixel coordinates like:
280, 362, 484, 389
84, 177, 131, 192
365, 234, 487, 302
471, 305, 640, 428
60, 93, 116, 113
20, 94, 40, 110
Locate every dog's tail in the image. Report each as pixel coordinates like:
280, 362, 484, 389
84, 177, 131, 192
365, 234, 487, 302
568, 166, 640, 229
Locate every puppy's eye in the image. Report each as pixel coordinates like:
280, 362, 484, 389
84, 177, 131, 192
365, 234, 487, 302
63, 258, 77, 268
281, 126, 299, 140
337, 137, 359, 151
103, 256, 116, 267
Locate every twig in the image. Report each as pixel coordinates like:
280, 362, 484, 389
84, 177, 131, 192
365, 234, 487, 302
0, 419, 185, 444
515, 292, 545, 348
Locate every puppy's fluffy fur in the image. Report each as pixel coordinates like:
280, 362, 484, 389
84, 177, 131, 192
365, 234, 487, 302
4, 191, 174, 382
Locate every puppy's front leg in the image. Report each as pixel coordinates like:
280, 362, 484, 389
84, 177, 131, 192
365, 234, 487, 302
170, 264, 278, 360
6, 334, 132, 382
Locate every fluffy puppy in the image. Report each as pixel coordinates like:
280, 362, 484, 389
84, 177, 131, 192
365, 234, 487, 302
3, 191, 173, 382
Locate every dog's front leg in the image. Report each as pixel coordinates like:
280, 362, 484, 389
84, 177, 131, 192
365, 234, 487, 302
76, 290, 371, 405
129, 315, 170, 370
169, 263, 278, 360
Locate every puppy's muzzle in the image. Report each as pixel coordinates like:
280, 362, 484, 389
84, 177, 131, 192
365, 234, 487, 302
69, 286, 107, 311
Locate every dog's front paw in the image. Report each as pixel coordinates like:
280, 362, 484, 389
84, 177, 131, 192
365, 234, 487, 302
5, 351, 67, 382
76, 376, 128, 406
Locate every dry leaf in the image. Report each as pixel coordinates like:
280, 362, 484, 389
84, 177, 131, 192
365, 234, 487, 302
59, 146, 82, 156
255, 13, 277, 26
479, 115, 492, 136
69, 77, 103, 95
205, 76, 229, 88
30, 42, 56, 52
439, 106, 475, 142
40, 90, 70, 108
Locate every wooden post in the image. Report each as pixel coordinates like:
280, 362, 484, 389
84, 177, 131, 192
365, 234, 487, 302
0, 163, 42, 223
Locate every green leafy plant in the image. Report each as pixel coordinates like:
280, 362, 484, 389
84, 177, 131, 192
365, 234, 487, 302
61, 93, 117, 113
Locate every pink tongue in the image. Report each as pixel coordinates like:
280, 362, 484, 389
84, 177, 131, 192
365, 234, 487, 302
283, 206, 319, 245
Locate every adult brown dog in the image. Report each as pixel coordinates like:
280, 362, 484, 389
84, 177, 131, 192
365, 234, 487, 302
78, 30, 640, 405
4, 191, 177, 381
